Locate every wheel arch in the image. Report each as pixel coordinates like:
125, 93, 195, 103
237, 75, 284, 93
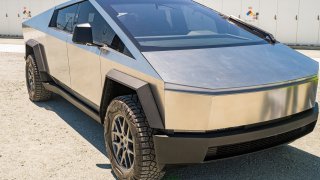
100, 69, 164, 129
25, 39, 51, 82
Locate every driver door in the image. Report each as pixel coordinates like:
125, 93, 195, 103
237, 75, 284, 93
66, 1, 111, 108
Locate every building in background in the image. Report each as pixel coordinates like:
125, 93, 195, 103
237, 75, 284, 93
196, 0, 320, 46
0, 0, 319, 46
0, 0, 68, 37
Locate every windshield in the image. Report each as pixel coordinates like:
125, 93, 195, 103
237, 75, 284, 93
97, 0, 267, 51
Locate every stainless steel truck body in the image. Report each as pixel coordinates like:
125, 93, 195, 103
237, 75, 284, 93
23, 0, 319, 179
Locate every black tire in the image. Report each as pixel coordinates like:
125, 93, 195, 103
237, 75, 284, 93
25, 55, 52, 102
104, 95, 165, 180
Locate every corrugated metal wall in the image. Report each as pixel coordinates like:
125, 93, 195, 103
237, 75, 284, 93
0, 0, 68, 37
196, 0, 320, 46
0, 0, 319, 46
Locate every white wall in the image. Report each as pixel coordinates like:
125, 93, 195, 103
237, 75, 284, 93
196, 0, 320, 46
0, 0, 68, 37
1, 0, 320, 46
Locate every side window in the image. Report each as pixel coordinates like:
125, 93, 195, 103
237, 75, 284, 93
53, 4, 79, 33
76, 1, 133, 58
76, 1, 115, 46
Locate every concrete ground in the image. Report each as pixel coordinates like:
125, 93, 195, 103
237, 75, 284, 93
297, 50, 320, 62
0, 39, 319, 180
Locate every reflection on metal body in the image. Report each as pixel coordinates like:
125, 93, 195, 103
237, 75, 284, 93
67, 36, 102, 106
23, 21, 166, 119
22, 4, 166, 116
45, 29, 72, 87
165, 77, 318, 131
99, 47, 166, 119
143, 43, 318, 91
21, 1, 320, 175
22, 0, 319, 133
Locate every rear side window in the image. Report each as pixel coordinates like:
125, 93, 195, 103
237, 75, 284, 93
76, 1, 133, 57
54, 4, 79, 33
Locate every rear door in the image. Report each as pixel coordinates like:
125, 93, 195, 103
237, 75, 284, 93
46, 3, 78, 87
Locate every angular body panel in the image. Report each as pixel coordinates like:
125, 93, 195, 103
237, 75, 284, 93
45, 29, 72, 86
165, 78, 317, 131
67, 38, 102, 106
99, 48, 166, 119
23, 8, 72, 86
143, 44, 318, 91
22, 8, 53, 47
22, 0, 319, 132
22, 0, 319, 172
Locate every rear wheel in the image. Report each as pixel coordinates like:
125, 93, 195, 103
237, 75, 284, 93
104, 95, 165, 180
25, 55, 52, 101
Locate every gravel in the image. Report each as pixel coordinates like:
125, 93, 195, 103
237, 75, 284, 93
0, 52, 319, 180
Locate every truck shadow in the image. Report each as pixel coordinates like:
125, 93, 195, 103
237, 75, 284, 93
35, 95, 320, 180
163, 146, 320, 179
35, 94, 106, 156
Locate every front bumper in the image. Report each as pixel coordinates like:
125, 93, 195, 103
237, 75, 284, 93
154, 104, 318, 165
164, 77, 318, 131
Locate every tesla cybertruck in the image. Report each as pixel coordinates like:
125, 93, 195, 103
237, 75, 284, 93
23, 0, 319, 179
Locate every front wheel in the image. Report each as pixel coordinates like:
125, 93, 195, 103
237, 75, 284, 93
104, 95, 165, 180
25, 55, 52, 101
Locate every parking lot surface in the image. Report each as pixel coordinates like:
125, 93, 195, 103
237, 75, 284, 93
0, 42, 320, 179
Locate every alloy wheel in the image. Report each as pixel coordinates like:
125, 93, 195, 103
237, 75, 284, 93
111, 115, 135, 169
27, 64, 35, 92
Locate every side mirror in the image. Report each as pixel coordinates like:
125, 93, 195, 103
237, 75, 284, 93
72, 23, 93, 44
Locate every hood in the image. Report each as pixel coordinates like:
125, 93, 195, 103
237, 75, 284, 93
142, 44, 319, 91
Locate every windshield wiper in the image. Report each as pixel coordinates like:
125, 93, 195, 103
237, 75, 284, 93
223, 15, 277, 44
